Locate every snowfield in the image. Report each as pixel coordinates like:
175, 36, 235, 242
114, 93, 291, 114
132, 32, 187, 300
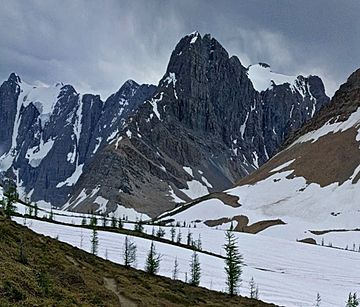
11, 215, 360, 307
160, 107, 360, 250
162, 167, 360, 250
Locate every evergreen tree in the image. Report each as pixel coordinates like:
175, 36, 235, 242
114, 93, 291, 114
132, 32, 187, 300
1, 183, 18, 218
187, 230, 192, 246
4, 194, 17, 218
49, 207, 54, 221
156, 227, 165, 238
196, 234, 202, 251
172, 257, 179, 280
123, 236, 137, 268
81, 215, 87, 226
249, 277, 259, 299
90, 213, 97, 227
177, 230, 182, 244
34, 203, 38, 217
80, 231, 84, 248
224, 229, 243, 296
346, 293, 359, 307
118, 218, 123, 229
134, 219, 144, 233
189, 251, 201, 286
4, 184, 19, 202
145, 241, 161, 275
91, 227, 99, 255
315, 292, 321, 307
170, 226, 176, 242
111, 216, 117, 228
229, 222, 234, 231
151, 226, 155, 236
102, 213, 107, 227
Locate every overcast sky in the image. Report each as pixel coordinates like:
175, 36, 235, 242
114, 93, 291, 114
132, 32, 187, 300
0, 0, 359, 99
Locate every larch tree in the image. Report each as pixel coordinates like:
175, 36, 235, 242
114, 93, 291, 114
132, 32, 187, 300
91, 227, 99, 255
170, 226, 176, 242
346, 292, 359, 307
145, 241, 161, 275
172, 257, 179, 280
189, 251, 201, 286
224, 229, 243, 296
249, 277, 259, 299
123, 236, 137, 268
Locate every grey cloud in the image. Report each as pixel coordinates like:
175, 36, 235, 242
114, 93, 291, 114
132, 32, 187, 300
0, 0, 359, 98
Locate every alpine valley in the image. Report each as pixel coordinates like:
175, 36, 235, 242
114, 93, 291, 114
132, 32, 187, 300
0, 32, 329, 218
1, 31, 360, 307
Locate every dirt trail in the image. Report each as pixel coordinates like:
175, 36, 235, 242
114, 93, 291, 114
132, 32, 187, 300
103, 277, 138, 307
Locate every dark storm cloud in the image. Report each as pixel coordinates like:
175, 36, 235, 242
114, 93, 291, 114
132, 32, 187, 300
0, 0, 359, 98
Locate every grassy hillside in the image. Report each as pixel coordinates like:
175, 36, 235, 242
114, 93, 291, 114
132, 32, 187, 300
0, 215, 276, 307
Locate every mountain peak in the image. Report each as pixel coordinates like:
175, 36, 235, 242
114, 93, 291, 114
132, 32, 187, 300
186, 30, 201, 43
8, 72, 21, 83
113, 79, 140, 100
123, 79, 139, 87
345, 68, 360, 88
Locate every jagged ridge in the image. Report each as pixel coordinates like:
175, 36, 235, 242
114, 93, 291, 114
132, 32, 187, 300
65, 32, 329, 217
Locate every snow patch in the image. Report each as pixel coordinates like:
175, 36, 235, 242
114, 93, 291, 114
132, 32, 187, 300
164, 72, 177, 85
92, 137, 102, 154
293, 107, 360, 146
148, 92, 164, 120
125, 130, 132, 139
107, 129, 119, 142
252, 151, 259, 168
111, 204, 151, 221
270, 159, 296, 173
94, 196, 109, 213
115, 136, 123, 149
248, 64, 303, 94
180, 180, 209, 199
56, 164, 84, 188
201, 176, 213, 188
183, 166, 193, 177
167, 185, 185, 204
240, 112, 249, 139
189, 31, 200, 44
26, 138, 55, 168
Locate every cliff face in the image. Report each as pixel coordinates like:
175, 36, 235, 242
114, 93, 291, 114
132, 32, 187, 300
65, 32, 329, 217
159, 67, 360, 249
0, 74, 155, 206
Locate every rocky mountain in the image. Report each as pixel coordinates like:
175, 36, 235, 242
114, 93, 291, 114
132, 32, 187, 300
64, 32, 329, 217
159, 67, 360, 249
0, 74, 155, 207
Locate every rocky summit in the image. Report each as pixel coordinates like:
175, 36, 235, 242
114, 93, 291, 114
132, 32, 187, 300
0, 74, 155, 207
63, 32, 329, 217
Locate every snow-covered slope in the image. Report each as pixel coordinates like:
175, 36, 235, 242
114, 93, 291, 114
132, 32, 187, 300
159, 68, 360, 250
4, 189, 358, 306
11, 215, 360, 306
248, 63, 319, 102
